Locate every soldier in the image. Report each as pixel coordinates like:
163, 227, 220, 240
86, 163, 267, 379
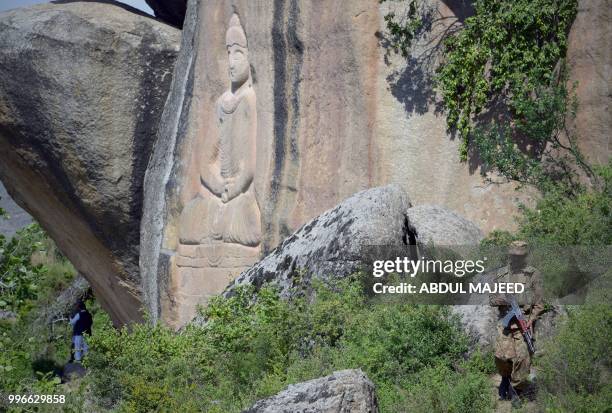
490, 241, 544, 404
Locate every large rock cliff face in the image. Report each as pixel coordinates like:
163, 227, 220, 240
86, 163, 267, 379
145, 0, 609, 165
0, 0, 608, 326
141, 0, 527, 325
0, 2, 180, 325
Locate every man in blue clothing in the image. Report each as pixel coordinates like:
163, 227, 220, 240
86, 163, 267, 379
69, 301, 93, 362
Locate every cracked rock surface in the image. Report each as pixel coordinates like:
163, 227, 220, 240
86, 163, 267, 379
243, 369, 379, 413
225, 185, 412, 298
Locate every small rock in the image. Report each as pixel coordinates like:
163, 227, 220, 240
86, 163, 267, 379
62, 362, 86, 382
243, 369, 378, 413
0, 310, 17, 322
407, 204, 484, 246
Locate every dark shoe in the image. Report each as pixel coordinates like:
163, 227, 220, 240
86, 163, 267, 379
498, 376, 510, 400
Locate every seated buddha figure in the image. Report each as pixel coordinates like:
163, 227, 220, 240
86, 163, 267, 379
178, 14, 261, 248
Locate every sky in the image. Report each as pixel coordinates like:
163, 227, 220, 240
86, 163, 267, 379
0, 0, 153, 14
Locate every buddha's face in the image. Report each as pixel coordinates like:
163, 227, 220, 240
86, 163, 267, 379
228, 44, 249, 88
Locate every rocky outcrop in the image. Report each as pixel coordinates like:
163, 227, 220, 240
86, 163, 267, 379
145, 0, 187, 28
224, 185, 491, 303
140, 0, 200, 326
244, 369, 379, 413
0, 310, 17, 322
142, 0, 526, 326
0, 0, 607, 328
0, 2, 181, 325
62, 362, 87, 382
407, 204, 484, 246
225, 185, 412, 298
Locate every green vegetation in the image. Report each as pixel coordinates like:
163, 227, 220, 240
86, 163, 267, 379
516, 163, 611, 245
482, 162, 611, 248
379, 0, 424, 57
85, 278, 491, 412
0, 2, 609, 411
383, 0, 592, 194
1, 221, 610, 412
1, 224, 77, 315
437, 0, 578, 165
0, 224, 48, 314
537, 302, 612, 412
0, 223, 494, 413
383, 0, 610, 248
0, 224, 77, 403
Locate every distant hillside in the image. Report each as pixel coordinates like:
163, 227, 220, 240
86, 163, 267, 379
0, 181, 32, 238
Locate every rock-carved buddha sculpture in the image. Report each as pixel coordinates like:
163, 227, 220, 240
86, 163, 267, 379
178, 13, 261, 248
165, 13, 262, 327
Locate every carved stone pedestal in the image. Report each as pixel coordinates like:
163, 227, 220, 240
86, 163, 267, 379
165, 242, 259, 327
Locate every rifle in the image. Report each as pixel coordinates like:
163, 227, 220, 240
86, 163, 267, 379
501, 296, 536, 354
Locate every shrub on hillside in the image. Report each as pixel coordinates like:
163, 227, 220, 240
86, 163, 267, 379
537, 296, 612, 411
84, 277, 487, 412
0, 224, 76, 403
482, 163, 611, 249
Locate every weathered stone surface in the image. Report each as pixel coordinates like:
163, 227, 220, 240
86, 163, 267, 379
140, 0, 207, 327
0, 0, 605, 328
0, 181, 32, 239
141, 0, 532, 326
225, 185, 411, 299
161, 13, 264, 327
142, 0, 607, 327
407, 204, 484, 246
0, 1, 180, 325
244, 369, 379, 413
566, 0, 611, 165
145, 0, 187, 28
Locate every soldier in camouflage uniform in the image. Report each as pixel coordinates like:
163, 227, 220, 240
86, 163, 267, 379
490, 241, 545, 403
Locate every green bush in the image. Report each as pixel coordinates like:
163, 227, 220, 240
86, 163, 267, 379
0, 224, 77, 405
82, 277, 485, 412
537, 304, 612, 412
383, 0, 587, 194
517, 163, 612, 246
397, 365, 492, 413
437, 0, 578, 165
0, 224, 48, 314
481, 163, 611, 248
